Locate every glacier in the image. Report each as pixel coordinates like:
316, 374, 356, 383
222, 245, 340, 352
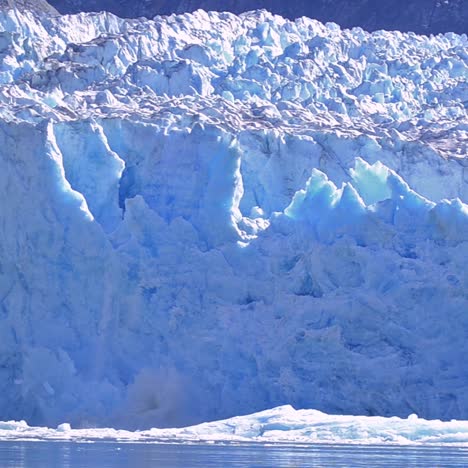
47, 0, 468, 36
0, 6, 467, 430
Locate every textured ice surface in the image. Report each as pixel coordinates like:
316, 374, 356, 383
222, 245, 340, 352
3, 406, 468, 447
0, 8, 467, 429
47, 0, 468, 36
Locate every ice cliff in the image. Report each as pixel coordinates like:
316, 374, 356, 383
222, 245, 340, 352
0, 7, 467, 429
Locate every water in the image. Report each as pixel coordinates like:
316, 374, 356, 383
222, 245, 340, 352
1, 441, 468, 467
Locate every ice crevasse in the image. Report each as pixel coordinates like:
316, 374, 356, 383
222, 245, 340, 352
0, 7, 467, 429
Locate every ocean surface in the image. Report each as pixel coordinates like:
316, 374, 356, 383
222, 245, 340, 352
1, 441, 468, 467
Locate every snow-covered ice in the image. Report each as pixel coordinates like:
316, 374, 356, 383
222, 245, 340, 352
0, 7, 467, 429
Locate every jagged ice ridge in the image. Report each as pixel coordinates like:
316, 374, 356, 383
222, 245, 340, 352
0, 8, 467, 429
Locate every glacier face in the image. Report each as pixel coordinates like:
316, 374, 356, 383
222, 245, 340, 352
0, 8, 467, 429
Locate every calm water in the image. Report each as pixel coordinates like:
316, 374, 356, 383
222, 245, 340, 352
1, 441, 467, 467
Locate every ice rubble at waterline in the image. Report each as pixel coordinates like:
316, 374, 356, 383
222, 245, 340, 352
4, 406, 468, 447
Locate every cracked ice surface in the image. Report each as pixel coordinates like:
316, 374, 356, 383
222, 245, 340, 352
0, 8, 467, 429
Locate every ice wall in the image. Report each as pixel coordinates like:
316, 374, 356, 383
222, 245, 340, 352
0, 8, 467, 429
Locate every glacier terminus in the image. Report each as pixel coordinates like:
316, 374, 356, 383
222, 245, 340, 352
0, 5, 467, 432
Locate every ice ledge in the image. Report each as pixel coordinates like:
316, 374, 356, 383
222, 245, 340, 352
2, 405, 468, 446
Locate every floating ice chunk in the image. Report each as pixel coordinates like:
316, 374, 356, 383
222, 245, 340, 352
56, 423, 71, 432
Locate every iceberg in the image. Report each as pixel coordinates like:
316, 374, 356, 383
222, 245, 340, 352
0, 7, 466, 430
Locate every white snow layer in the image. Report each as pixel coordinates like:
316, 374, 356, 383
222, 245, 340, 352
3, 406, 468, 446
0, 8, 467, 429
